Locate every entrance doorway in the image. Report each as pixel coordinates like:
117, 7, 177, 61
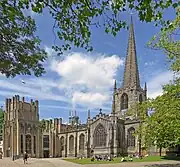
43, 150, 49, 158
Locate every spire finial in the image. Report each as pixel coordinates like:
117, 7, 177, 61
144, 82, 147, 91
99, 108, 102, 114
88, 110, 90, 119
114, 80, 117, 90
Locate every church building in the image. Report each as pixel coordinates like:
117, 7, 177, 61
3, 17, 159, 158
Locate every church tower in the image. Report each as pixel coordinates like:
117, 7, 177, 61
113, 16, 147, 117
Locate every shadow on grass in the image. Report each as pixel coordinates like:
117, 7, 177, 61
144, 156, 180, 167
161, 156, 180, 161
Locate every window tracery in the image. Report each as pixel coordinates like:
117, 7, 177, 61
127, 127, 135, 147
69, 135, 74, 152
79, 133, 85, 151
93, 124, 106, 147
121, 93, 128, 110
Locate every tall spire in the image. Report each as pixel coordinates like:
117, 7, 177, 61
123, 16, 140, 89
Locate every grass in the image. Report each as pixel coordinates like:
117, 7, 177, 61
64, 156, 171, 165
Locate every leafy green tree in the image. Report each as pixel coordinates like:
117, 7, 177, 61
145, 79, 180, 155
0, 0, 47, 77
126, 100, 153, 155
148, 6, 180, 72
0, 0, 179, 77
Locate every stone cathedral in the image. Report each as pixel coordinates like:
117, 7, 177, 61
3, 18, 158, 158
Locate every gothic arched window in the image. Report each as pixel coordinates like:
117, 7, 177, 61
69, 135, 74, 152
60, 136, 65, 151
127, 127, 135, 147
121, 93, 128, 110
93, 124, 106, 147
79, 133, 85, 151
139, 94, 143, 104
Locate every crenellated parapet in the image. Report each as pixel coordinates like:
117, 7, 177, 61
41, 118, 63, 134
5, 95, 39, 122
88, 109, 110, 124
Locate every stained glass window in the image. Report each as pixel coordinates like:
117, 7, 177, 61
79, 134, 85, 151
127, 127, 135, 147
93, 124, 106, 147
69, 135, 74, 152
121, 93, 128, 110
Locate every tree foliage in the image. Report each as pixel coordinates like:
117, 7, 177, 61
148, 6, 180, 72
145, 79, 180, 149
0, 0, 47, 77
19, 0, 180, 54
0, 0, 179, 77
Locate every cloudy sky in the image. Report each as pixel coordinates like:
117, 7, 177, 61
0, 7, 177, 123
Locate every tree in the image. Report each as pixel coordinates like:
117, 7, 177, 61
0, 0, 179, 77
0, 0, 47, 77
142, 7, 180, 155
126, 100, 153, 155
144, 79, 180, 155
148, 6, 180, 72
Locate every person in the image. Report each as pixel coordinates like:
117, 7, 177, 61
23, 152, 28, 164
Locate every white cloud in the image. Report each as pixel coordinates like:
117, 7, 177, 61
147, 71, 176, 98
50, 52, 123, 107
144, 61, 155, 66
0, 79, 69, 102
40, 104, 111, 113
72, 92, 109, 108
0, 51, 123, 110
0, 73, 5, 77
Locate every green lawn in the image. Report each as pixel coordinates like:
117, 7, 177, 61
64, 156, 171, 164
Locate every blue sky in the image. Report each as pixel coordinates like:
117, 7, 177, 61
0, 7, 177, 123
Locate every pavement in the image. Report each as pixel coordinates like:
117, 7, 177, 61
0, 157, 180, 167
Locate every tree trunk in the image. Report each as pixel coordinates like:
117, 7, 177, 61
159, 146, 162, 156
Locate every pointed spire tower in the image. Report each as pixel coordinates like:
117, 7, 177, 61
123, 16, 140, 89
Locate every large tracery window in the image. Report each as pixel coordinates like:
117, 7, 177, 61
93, 124, 106, 147
121, 93, 128, 110
127, 127, 135, 147
79, 133, 85, 151
69, 135, 74, 153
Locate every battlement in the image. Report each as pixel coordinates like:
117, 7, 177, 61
41, 118, 63, 133
89, 109, 109, 123
4, 95, 39, 122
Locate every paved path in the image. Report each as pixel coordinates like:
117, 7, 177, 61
0, 158, 180, 167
